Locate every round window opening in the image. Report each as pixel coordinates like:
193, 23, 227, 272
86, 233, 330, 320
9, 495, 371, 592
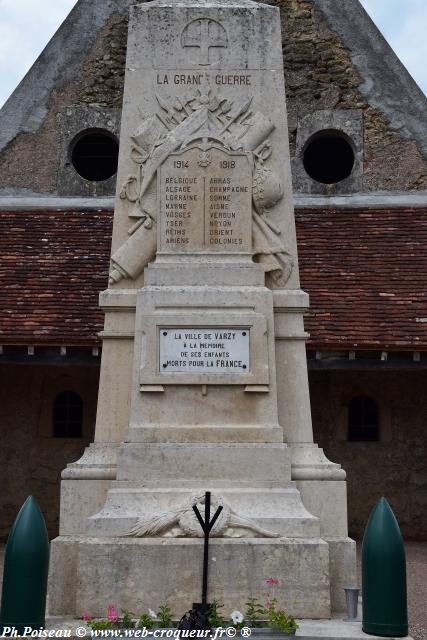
303, 130, 355, 184
71, 130, 119, 182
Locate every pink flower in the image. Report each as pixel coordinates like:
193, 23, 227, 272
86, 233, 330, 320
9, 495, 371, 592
82, 611, 92, 621
107, 604, 120, 623
265, 577, 279, 586
265, 602, 274, 609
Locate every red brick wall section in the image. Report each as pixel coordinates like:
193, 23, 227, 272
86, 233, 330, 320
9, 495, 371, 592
0, 209, 113, 345
0, 207, 426, 349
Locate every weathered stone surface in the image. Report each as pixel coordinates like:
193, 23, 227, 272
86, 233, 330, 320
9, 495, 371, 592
49, 0, 355, 619
108, 1, 296, 290
1, 0, 426, 196
158, 147, 253, 254
274, 0, 427, 192
79, 12, 129, 108
57, 104, 121, 197
294, 109, 363, 194
310, 369, 427, 540
50, 537, 332, 618
326, 536, 357, 613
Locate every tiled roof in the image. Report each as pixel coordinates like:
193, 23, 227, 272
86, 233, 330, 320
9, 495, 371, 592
0, 207, 426, 349
297, 207, 427, 349
0, 210, 112, 345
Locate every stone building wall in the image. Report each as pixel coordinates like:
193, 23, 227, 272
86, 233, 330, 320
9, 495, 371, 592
0, 10, 126, 197
1, 362, 425, 543
0, 0, 426, 194
309, 369, 427, 540
79, 13, 128, 108
0, 364, 98, 541
267, 0, 427, 191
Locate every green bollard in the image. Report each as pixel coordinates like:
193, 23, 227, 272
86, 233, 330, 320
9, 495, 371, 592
362, 497, 408, 637
0, 496, 49, 635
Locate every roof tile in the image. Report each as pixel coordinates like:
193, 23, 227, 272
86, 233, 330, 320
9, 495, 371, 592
297, 207, 427, 349
0, 207, 426, 349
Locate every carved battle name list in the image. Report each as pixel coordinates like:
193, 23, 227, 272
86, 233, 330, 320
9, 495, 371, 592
158, 146, 252, 253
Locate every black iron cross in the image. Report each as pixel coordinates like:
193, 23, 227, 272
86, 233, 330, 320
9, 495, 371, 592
192, 492, 223, 605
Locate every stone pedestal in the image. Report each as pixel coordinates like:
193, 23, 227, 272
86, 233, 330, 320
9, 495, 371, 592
49, 538, 331, 619
49, 0, 355, 618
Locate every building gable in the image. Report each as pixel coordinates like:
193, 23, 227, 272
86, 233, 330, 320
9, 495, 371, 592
0, 0, 426, 197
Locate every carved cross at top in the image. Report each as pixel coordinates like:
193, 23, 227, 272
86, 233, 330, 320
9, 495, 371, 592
182, 19, 228, 66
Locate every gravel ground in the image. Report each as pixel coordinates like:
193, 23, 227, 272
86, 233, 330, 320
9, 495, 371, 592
355, 543, 426, 640
0, 542, 426, 638
395, 542, 426, 640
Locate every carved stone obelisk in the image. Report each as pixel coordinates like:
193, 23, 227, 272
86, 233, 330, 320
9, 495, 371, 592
49, 0, 356, 617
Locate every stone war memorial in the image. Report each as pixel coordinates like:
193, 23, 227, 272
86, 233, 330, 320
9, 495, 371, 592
49, 0, 356, 617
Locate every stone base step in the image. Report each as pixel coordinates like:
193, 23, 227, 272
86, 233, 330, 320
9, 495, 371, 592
48, 537, 332, 619
86, 486, 320, 538
43, 618, 413, 640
